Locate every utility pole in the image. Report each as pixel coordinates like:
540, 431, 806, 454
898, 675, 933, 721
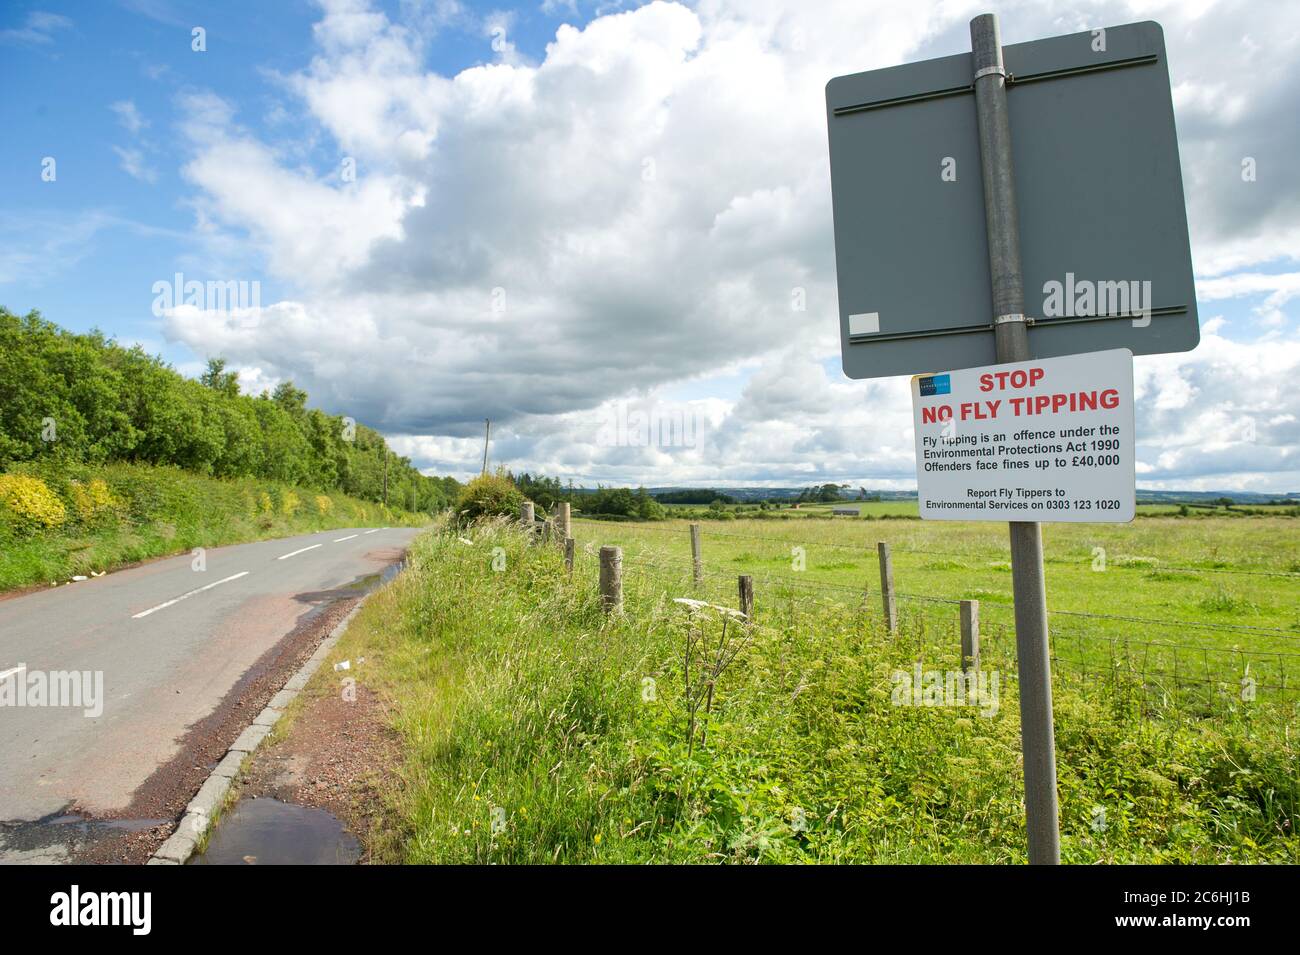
970, 11, 1060, 865
481, 419, 491, 475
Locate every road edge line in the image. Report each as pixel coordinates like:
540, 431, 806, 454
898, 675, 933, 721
147, 589, 378, 865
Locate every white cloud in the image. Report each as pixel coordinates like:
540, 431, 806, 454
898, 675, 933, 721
0, 211, 205, 285
1198, 272, 1300, 329
541, 0, 579, 16
174, 90, 421, 288
112, 145, 157, 183
483, 10, 522, 64
0, 210, 115, 285
0, 11, 72, 45
110, 100, 148, 135
1133, 321, 1300, 489
160, 0, 1300, 490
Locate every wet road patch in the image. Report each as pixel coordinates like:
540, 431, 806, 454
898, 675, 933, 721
190, 797, 361, 865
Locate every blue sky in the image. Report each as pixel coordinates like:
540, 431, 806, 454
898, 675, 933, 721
2, 0, 1298, 491
1, 0, 600, 362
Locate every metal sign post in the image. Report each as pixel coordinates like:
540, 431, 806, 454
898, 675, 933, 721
970, 12, 1059, 865
826, 13, 1201, 865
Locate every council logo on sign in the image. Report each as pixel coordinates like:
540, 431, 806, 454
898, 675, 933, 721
919, 374, 951, 397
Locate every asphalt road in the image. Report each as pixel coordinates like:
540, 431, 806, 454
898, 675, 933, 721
0, 526, 420, 862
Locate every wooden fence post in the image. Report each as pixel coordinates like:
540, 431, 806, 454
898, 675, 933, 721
564, 536, 575, 576
520, 501, 534, 530
557, 502, 571, 540
738, 575, 754, 622
877, 541, 897, 634
961, 599, 980, 672
599, 546, 622, 614
690, 523, 703, 585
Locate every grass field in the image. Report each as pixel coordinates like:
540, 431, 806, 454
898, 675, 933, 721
333, 513, 1298, 864
568, 513, 1300, 704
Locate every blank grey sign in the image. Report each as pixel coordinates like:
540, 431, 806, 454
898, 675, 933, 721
826, 21, 1198, 380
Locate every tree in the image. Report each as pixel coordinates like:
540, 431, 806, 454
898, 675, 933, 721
0, 307, 457, 509
635, 486, 664, 520
582, 485, 637, 517
271, 381, 309, 417
511, 471, 565, 511
654, 488, 736, 505
199, 358, 241, 399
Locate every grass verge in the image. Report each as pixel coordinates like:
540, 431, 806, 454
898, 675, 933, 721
0, 459, 428, 592
338, 522, 1298, 864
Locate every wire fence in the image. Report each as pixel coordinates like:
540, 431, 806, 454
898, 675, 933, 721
563, 519, 1300, 715
571, 516, 1300, 578
569, 518, 1300, 635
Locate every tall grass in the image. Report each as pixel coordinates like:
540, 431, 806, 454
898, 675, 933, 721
0, 459, 428, 591
337, 524, 1298, 864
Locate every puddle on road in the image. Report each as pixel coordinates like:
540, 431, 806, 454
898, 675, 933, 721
190, 797, 361, 865
293, 559, 406, 606
0, 811, 170, 864
341, 559, 404, 593
45, 812, 168, 832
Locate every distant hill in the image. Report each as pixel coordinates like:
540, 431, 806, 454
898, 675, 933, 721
650, 488, 737, 505
646, 487, 917, 503
1132, 490, 1299, 505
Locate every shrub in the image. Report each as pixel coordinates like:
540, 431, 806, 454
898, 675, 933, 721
638, 496, 666, 521
98, 463, 199, 523
456, 472, 524, 525
0, 473, 67, 531
67, 478, 124, 527
0, 459, 429, 592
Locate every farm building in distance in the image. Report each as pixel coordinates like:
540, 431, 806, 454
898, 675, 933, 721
832, 507, 860, 516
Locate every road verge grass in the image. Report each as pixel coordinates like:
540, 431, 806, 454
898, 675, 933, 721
347, 522, 1298, 863
0, 459, 427, 592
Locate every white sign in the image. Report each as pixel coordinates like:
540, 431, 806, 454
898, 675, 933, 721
911, 349, 1135, 522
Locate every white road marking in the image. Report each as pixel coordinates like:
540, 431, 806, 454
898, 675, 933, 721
0, 665, 27, 681
333, 534, 359, 542
363, 528, 382, 535
132, 572, 250, 619
277, 543, 323, 560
